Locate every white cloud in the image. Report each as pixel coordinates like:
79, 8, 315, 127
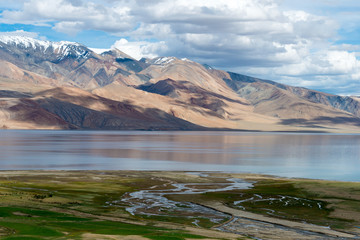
1, 0, 134, 33
113, 0, 339, 70
111, 38, 168, 60
53, 21, 85, 36
271, 50, 359, 76
1, 0, 360, 94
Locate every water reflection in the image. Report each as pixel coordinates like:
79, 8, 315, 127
0, 130, 359, 181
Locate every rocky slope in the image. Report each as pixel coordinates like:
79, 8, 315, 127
0, 36, 359, 132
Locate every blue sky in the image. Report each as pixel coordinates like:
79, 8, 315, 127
0, 0, 360, 96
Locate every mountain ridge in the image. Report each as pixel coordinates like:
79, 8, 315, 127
0, 36, 359, 132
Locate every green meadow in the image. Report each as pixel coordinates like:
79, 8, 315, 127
0, 171, 359, 239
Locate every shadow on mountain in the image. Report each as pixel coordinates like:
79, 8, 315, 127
138, 79, 249, 119
281, 117, 360, 127
7, 98, 75, 129
3, 87, 203, 130
138, 79, 248, 105
0, 90, 33, 98
313, 116, 360, 126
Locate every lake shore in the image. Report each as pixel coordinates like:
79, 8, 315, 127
0, 170, 359, 239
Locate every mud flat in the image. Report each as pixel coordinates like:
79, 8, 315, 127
0, 171, 359, 239
207, 202, 355, 239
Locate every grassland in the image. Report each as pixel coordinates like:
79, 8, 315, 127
0, 171, 359, 239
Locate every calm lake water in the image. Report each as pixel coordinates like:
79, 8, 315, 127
0, 130, 359, 181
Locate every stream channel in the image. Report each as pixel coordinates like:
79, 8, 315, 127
108, 172, 252, 225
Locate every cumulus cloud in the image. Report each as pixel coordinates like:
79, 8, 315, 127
1, 0, 360, 94
1, 0, 134, 32
114, 0, 340, 71
239, 49, 360, 95
111, 38, 167, 60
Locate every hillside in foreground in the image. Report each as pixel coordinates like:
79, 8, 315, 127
0, 36, 359, 132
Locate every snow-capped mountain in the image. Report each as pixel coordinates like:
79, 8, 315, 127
0, 36, 359, 132
0, 35, 92, 61
0, 35, 77, 51
144, 56, 194, 66
0, 36, 109, 88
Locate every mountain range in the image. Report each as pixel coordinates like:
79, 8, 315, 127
0, 36, 359, 132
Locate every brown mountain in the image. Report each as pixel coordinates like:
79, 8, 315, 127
0, 36, 359, 132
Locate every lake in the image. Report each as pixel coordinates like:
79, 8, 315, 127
0, 130, 359, 181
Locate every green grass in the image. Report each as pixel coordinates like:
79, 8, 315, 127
0, 222, 64, 238
0, 206, 208, 239
0, 171, 214, 239
1, 171, 360, 239
3, 237, 44, 240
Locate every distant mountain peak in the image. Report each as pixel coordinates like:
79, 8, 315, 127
151, 56, 178, 65
0, 35, 91, 61
145, 56, 193, 66
0, 35, 48, 48
0, 35, 79, 50
101, 48, 134, 60
202, 64, 213, 70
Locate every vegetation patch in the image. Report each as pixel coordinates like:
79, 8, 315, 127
0, 171, 359, 239
0, 171, 222, 239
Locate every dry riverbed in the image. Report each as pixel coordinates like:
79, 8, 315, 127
0, 171, 359, 239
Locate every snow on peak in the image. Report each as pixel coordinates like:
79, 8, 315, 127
181, 58, 193, 62
153, 57, 177, 65
150, 56, 194, 66
0, 35, 76, 50
0, 35, 47, 49
0, 35, 89, 60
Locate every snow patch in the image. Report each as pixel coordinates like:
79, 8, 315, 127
151, 57, 193, 65
0, 35, 89, 60
181, 58, 193, 62
153, 57, 176, 65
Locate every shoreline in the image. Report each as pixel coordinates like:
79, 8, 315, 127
1, 170, 358, 183
3, 128, 360, 134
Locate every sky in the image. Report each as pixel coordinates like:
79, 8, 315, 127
0, 0, 360, 95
